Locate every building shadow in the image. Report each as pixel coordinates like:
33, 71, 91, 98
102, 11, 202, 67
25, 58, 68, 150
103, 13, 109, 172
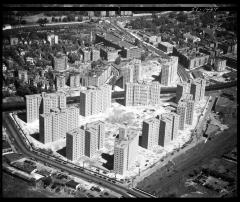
152, 75, 161, 82
30, 132, 40, 141
115, 98, 125, 106
17, 111, 27, 123
57, 147, 66, 157
165, 96, 177, 103
115, 76, 123, 88
139, 135, 142, 146
101, 153, 114, 170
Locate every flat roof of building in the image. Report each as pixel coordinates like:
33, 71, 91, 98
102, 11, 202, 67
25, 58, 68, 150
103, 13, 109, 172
115, 128, 139, 149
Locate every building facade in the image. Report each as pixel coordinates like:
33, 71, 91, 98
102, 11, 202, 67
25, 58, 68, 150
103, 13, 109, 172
113, 127, 139, 175
176, 81, 190, 103
160, 56, 178, 86
158, 42, 174, 54
125, 81, 161, 106
18, 70, 28, 83
55, 75, 66, 90
66, 121, 105, 160
214, 58, 226, 72
190, 78, 206, 102
26, 92, 67, 123
53, 54, 68, 71
70, 74, 80, 88
47, 34, 58, 45
80, 84, 111, 117
39, 106, 79, 144
66, 127, 85, 161
141, 117, 160, 150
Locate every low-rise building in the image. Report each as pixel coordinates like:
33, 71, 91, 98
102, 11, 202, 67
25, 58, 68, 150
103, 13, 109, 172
178, 49, 209, 70
18, 70, 28, 83
100, 46, 120, 62
183, 32, 201, 43
47, 34, 58, 45
158, 41, 174, 54
214, 57, 226, 72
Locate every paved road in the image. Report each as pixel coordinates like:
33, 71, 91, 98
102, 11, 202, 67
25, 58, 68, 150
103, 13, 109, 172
2, 112, 150, 198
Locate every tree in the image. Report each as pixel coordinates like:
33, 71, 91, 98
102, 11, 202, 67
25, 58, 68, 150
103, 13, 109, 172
62, 17, 68, 22
37, 18, 48, 27
176, 12, 187, 22
200, 12, 215, 25
52, 16, 56, 22
16, 85, 31, 97
78, 16, 83, 22
168, 12, 175, 19
67, 14, 75, 22
29, 85, 39, 94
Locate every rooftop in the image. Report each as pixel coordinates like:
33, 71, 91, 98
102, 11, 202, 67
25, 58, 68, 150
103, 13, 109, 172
4, 153, 24, 163
115, 128, 139, 149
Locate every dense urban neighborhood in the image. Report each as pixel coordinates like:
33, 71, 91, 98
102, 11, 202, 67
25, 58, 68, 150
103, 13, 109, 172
2, 6, 237, 198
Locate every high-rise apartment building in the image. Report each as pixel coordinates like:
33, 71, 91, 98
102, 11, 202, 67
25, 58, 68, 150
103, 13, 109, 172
26, 92, 66, 123
125, 81, 161, 106
26, 94, 42, 123
176, 81, 190, 103
158, 116, 173, 147
180, 94, 195, 125
120, 59, 142, 88
91, 49, 100, 61
56, 75, 66, 90
85, 127, 98, 158
161, 112, 180, 140
113, 127, 139, 175
132, 59, 142, 83
39, 92, 67, 115
80, 84, 111, 117
66, 121, 105, 160
70, 74, 80, 88
177, 93, 195, 129
141, 112, 179, 149
160, 56, 178, 86
51, 108, 68, 141
39, 113, 53, 144
66, 127, 85, 161
141, 117, 160, 150
86, 121, 105, 150
39, 106, 79, 144
177, 101, 187, 130
53, 54, 68, 71
190, 78, 206, 102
